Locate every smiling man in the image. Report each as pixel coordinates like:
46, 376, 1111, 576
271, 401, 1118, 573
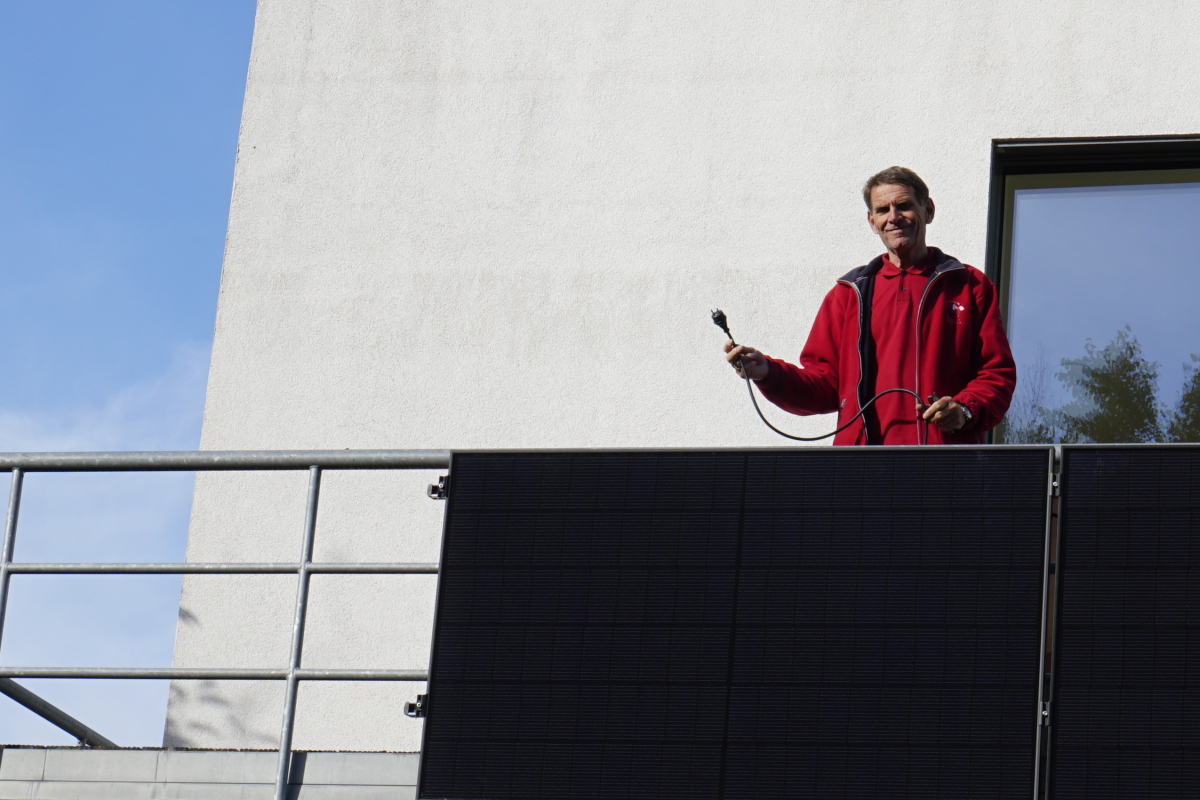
724, 166, 1016, 444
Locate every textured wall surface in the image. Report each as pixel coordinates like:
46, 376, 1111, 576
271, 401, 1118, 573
167, 0, 1200, 750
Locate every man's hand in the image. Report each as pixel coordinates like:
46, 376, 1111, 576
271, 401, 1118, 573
919, 396, 968, 433
724, 341, 770, 381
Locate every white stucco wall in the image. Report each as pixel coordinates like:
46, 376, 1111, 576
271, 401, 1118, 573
167, 0, 1200, 750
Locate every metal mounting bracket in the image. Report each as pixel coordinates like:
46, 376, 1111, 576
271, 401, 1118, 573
405, 693, 427, 718
427, 476, 449, 500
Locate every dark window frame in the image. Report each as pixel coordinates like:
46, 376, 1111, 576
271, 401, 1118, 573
983, 135, 1200, 443
984, 134, 1200, 292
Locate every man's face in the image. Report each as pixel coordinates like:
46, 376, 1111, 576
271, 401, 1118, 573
867, 183, 934, 256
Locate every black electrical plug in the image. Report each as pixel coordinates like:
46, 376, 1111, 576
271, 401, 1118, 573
711, 309, 735, 345
710, 308, 930, 444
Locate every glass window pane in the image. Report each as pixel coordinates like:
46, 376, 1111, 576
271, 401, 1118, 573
1000, 172, 1200, 443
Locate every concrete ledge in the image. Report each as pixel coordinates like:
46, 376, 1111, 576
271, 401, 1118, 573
43, 749, 161, 783
0, 781, 416, 799
156, 750, 278, 784
0, 748, 419, 799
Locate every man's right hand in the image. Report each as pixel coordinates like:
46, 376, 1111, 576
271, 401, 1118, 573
724, 340, 770, 381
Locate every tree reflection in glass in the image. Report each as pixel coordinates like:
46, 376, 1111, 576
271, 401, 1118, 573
1002, 327, 1200, 443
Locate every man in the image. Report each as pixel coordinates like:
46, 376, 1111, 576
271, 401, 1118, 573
724, 166, 1015, 445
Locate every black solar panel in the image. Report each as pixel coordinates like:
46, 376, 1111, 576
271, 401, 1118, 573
420, 449, 1051, 800
728, 449, 1049, 800
1051, 446, 1200, 798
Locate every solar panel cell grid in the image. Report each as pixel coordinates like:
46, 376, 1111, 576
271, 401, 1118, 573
1051, 447, 1200, 799
423, 453, 743, 800
422, 449, 1050, 800
727, 451, 1046, 800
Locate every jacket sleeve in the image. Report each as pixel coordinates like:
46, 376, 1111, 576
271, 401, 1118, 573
752, 285, 847, 416
953, 272, 1017, 432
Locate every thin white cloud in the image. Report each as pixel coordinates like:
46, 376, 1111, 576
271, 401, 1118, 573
0, 344, 210, 747
0, 342, 210, 453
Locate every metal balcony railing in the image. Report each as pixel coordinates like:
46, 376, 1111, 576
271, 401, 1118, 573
0, 449, 451, 800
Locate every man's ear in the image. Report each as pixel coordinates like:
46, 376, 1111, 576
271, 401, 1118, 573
925, 198, 936, 224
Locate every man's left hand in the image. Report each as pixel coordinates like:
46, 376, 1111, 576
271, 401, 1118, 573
918, 396, 968, 433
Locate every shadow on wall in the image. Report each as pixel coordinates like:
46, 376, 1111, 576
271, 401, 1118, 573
999, 326, 1200, 444
162, 606, 280, 749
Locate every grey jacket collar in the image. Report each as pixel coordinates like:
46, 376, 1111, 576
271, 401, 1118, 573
838, 247, 963, 284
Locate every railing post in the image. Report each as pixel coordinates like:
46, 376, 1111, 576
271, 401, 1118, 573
274, 466, 321, 800
0, 468, 25, 655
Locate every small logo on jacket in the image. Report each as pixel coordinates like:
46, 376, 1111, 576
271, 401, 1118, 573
948, 301, 965, 323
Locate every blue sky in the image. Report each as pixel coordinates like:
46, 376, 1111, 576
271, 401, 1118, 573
0, 1, 256, 746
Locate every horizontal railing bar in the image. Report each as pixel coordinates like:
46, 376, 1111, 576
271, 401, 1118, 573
0, 668, 284, 679
295, 669, 429, 681
0, 668, 429, 680
0, 450, 451, 472
7, 562, 439, 575
311, 563, 438, 574
9, 563, 293, 575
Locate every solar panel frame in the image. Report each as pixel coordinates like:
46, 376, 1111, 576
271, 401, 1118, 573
420, 450, 748, 800
1049, 444, 1200, 799
418, 447, 1054, 800
726, 447, 1053, 800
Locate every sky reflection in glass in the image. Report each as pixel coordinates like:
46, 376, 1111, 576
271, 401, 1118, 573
1005, 180, 1200, 442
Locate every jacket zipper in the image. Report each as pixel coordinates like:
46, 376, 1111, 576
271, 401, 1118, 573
841, 278, 868, 444
913, 262, 965, 418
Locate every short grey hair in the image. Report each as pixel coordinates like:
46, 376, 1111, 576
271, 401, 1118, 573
862, 166, 929, 209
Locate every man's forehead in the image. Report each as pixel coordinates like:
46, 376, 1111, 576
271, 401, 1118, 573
869, 183, 915, 206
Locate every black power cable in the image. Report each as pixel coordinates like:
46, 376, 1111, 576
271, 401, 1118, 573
712, 309, 931, 444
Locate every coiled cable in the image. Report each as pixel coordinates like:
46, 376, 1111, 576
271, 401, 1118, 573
715, 309, 931, 444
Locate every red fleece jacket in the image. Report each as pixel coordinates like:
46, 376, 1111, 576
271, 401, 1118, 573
753, 249, 1016, 445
